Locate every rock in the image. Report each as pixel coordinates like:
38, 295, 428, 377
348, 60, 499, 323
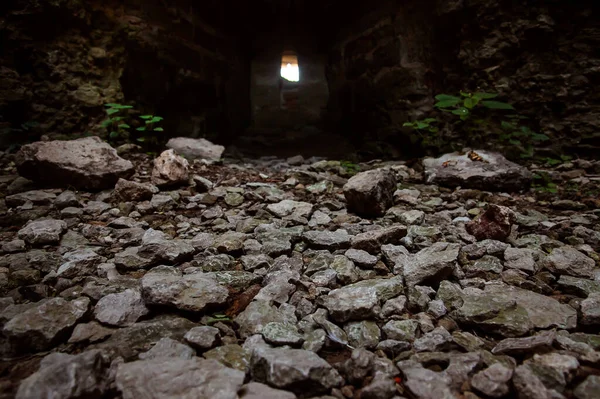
397, 360, 455, 399
239, 382, 297, 399
5, 190, 56, 207
151, 149, 190, 187
3, 297, 89, 352
138, 228, 195, 264
57, 248, 105, 278
16, 350, 112, 399
504, 248, 537, 274
94, 289, 149, 327
580, 293, 600, 325
344, 321, 381, 349
351, 226, 407, 254
466, 204, 515, 242
15, 137, 135, 190
320, 276, 404, 322
344, 248, 378, 268
542, 246, 596, 278
214, 231, 247, 254
90, 316, 196, 360
166, 137, 225, 162
491, 330, 556, 355
235, 300, 296, 339
68, 321, 114, 344
116, 357, 245, 399
402, 242, 460, 286
138, 337, 195, 360
413, 327, 453, 352
267, 200, 313, 218
343, 168, 397, 217
382, 319, 419, 341
455, 284, 577, 337
261, 322, 304, 346
471, 363, 513, 398
18, 218, 67, 245
250, 346, 343, 395
512, 364, 564, 399
303, 229, 351, 250
185, 326, 220, 350
114, 178, 159, 202
422, 150, 532, 191
399, 209, 426, 225
557, 275, 600, 297
141, 266, 229, 312
574, 375, 600, 399
204, 344, 250, 372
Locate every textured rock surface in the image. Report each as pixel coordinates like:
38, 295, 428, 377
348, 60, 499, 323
0, 150, 599, 399
166, 137, 225, 162
16, 350, 113, 399
151, 150, 190, 187
423, 151, 532, 191
116, 358, 245, 399
15, 137, 134, 190
343, 168, 397, 217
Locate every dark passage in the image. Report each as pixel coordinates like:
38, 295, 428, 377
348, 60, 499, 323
0, 0, 599, 160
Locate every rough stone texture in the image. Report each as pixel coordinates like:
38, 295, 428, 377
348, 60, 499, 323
423, 151, 532, 191
141, 266, 229, 312
152, 149, 190, 187
542, 246, 596, 278
15, 137, 134, 190
574, 375, 600, 399
3, 297, 89, 352
184, 326, 220, 350
239, 382, 297, 399
250, 347, 343, 396
16, 350, 113, 399
320, 276, 404, 322
18, 219, 67, 245
454, 284, 577, 337
466, 205, 516, 242
90, 316, 196, 361
343, 168, 397, 217
138, 337, 195, 360
114, 179, 159, 202
166, 137, 225, 162
470, 363, 513, 398
94, 289, 149, 327
116, 358, 245, 399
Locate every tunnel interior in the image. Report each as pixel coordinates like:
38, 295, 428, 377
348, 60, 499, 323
2, 0, 597, 159
115, 0, 433, 160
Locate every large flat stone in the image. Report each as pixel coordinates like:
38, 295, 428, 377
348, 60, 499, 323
15, 136, 134, 190
423, 150, 532, 191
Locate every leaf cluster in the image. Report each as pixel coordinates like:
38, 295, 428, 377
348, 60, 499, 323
102, 103, 165, 145
403, 91, 553, 160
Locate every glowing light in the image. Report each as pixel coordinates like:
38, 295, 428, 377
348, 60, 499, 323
281, 54, 300, 82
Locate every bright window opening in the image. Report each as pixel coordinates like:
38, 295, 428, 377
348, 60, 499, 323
281, 53, 299, 82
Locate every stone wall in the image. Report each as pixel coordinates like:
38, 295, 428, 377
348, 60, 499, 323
327, 0, 600, 157
251, 50, 329, 131
0, 0, 250, 147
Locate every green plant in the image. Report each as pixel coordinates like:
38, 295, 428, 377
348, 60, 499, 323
204, 313, 232, 325
532, 172, 558, 193
101, 104, 165, 148
540, 155, 572, 166
135, 114, 164, 146
498, 115, 549, 159
403, 91, 552, 160
402, 118, 441, 148
102, 103, 133, 141
433, 92, 514, 120
340, 160, 361, 176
